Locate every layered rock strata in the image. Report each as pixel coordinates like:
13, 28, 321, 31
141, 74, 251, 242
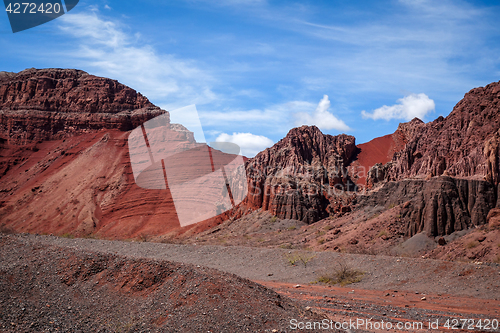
246, 126, 357, 223
0, 68, 164, 144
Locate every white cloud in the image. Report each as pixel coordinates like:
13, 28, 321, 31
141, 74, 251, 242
361, 93, 435, 121
294, 95, 350, 132
58, 11, 216, 107
215, 132, 274, 157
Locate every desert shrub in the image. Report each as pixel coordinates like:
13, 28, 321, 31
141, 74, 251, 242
377, 230, 388, 238
466, 241, 478, 249
59, 233, 74, 239
284, 250, 316, 267
324, 225, 333, 231
317, 257, 364, 286
317, 238, 325, 245
288, 226, 296, 231
138, 234, 151, 242
0, 224, 15, 234
270, 216, 278, 223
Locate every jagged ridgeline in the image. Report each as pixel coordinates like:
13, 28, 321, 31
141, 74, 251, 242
1, 68, 499, 240
245, 81, 500, 237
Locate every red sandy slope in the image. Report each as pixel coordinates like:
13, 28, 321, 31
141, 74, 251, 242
0, 129, 244, 239
351, 132, 405, 185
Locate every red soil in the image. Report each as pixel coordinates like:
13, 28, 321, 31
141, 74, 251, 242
259, 281, 500, 332
0, 130, 243, 240
352, 133, 401, 185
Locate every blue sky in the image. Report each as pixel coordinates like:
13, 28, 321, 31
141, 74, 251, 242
1, 0, 500, 156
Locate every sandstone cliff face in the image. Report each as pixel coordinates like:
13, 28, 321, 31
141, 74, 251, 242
0, 68, 164, 144
246, 81, 500, 234
383, 81, 500, 183
358, 177, 496, 237
246, 126, 357, 223
0, 68, 152, 112
2, 68, 499, 240
358, 81, 500, 236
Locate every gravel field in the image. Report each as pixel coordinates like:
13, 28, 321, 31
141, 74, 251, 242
1, 233, 499, 333
26, 233, 500, 299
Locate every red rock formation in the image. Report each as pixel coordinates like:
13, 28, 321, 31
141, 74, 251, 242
245, 81, 500, 234
2, 68, 500, 240
352, 130, 407, 187
0, 68, 243, 239
385, 81, 500, 183
0, 68, 151, 112
0, 68, 164, 144
359, 81, 500, 236
246, 126, 357, 223
358, 177, 496, 237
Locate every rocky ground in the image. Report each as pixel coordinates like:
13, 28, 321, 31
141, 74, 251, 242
177, 208, 500, 264
2, 69, 500, 332
0, 233, 325, 333
1, 233, 499, 332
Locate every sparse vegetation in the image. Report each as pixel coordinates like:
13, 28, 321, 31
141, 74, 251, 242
82, 233, 99, 240
59, 233, 74, 239
0, 224, 15, 234
109, 315, 143, 333
316, 230, 325, 236
287, 226, 296, 231
323, 225, 333, 231
377, 230, 388, 238
270, 216, 278, 223
317, 258, 364, 286
466, 241, 478, 249
317, 238, 325, 245
160, 237, 176, 244
284, 250, 316, 267
388, 203, 396, 209
139, 234, 151, 242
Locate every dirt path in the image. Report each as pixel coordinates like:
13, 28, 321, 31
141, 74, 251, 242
259, 281, 500, 332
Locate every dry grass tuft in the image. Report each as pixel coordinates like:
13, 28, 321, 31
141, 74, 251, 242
284, 250, 316, 267
317, 257, 364, 286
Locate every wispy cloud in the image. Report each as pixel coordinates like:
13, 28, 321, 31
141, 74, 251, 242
215, 132, 273, 157
294, 95, 350, 132
199, 100, 314, 127
274, 0, 500, 103
361, 93, 435, 121
58, 10, 216, 108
